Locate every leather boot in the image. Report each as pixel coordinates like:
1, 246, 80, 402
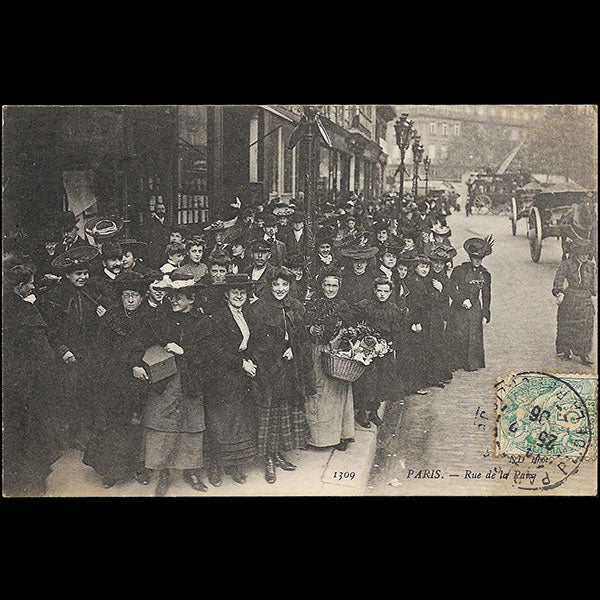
369, 410, 384, 427
335, 440, 348, 451
155, 469, 171, 497
208, 461, 223, 487
356, 410, 371, 428
264, 456, 276, 483
274, 453, 297, 471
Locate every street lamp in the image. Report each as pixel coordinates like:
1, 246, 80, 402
393, 113, 414, 220
412, 136, 424, 199
423, 155, 431, 197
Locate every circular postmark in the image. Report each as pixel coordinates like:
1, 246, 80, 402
496, 371, 592, 491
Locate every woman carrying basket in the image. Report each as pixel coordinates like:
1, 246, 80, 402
304, 270, 357, 451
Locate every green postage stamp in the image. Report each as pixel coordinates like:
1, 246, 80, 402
496, 372, 597, 461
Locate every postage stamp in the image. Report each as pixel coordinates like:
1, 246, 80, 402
495, 371, 597, 490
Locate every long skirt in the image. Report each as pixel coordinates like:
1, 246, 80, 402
448, 303, 485, 371
142, 373, 205, 470
354, 352, 401, 411
427, 310, 453, 383
398, 328, 430, 393
204, 381, 258, 467
556, 296, 595, 356
257, 400, 308, 456
305, 344, 354, 447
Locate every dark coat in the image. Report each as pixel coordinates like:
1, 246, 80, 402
243, 262, 277, 301
447, 261, 491, 370
280, 228, 306, 257
204, 305, 259, 464
338, 268, 377, 308
249, 293, 316, 408
2, 292, 62, 494
39, 278, 105, 362
142, 215, 170, 268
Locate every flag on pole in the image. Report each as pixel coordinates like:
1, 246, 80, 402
288, 111, 333, 149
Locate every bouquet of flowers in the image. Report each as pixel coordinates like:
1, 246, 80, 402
329, 322, 392, 366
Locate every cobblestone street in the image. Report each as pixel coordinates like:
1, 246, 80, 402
369, 211, 597, 495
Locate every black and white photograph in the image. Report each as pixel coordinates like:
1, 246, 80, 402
2, 104, 597, 497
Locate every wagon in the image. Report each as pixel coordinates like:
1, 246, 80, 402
466, 170, 531, 216
526, 190, 597, 262
509, 182, 544, 235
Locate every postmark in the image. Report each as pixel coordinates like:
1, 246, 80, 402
495, 371, 597, 491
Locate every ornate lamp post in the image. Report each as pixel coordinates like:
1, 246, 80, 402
412, 136, 424, 199
393, 113, 414, 220
423, 155, 431, 198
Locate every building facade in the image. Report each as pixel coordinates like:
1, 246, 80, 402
383, 105, 554, 192
2, 105, 396, 241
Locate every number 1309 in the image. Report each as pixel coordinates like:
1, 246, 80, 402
333, 471, 355, 481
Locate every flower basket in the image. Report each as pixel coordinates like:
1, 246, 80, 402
321, 350, 366, 383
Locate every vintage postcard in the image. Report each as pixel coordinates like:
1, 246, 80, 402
2, 104, 597, 497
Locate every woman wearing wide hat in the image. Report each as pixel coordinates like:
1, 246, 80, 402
129, 269, 214, 495
338, 245, 379, 307
38, 245, 107, 450
250, 267, 315, 483
82, 271, 151, 488
447, 236, 493, 372
203, 274, 260, 485
552, 238, 596, 365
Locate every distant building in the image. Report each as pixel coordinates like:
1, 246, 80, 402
384, 105, 552, 193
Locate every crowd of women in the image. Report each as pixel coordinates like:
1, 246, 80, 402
3, 193, 499, 496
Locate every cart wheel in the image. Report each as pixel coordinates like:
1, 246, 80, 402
511, 197, 518, 236
528, 206, 543, 262
473, 195, 491, 214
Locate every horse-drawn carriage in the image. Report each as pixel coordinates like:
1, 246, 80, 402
466, 170, 531, 215
525, 190, 597, 262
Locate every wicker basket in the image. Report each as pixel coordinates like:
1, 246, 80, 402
321, 351, 366, 382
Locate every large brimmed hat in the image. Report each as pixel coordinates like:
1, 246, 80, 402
427, 245, 456, 263
290, 210, 305, 223
378, 244, 404, 257
158, 269, 206, 293
84, 215, 124, 241
431, 223, 452, 237
52, 245, 100, 270
213, 273, 257, 288
114, 270, 147, 294
272, 205, 295, 217
119, 239, 148, 253
203, 219, 233, 232
463, 235, 494, 258
339, 245, 378, 260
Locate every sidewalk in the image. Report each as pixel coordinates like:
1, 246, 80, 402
45, 407, 384, 497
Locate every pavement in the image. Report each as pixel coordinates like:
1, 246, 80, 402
368, 211, 597, 496
46, 416, 383, 496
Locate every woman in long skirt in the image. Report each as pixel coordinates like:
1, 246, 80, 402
83, 271, 150, 488
447, 236, 493, 372
353, 276, 406, 426
203, 274, 259, 486
250, 267, 315, 483
130, 270, 215, 496
304, 271, 356, 451
552, 238, 596, 365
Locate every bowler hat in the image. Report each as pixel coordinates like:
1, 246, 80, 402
52, 245, 99, 271
263, 214, 279, 227
290, 211, 305, 223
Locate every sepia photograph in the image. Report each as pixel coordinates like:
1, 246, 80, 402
2, 104, 597, 497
